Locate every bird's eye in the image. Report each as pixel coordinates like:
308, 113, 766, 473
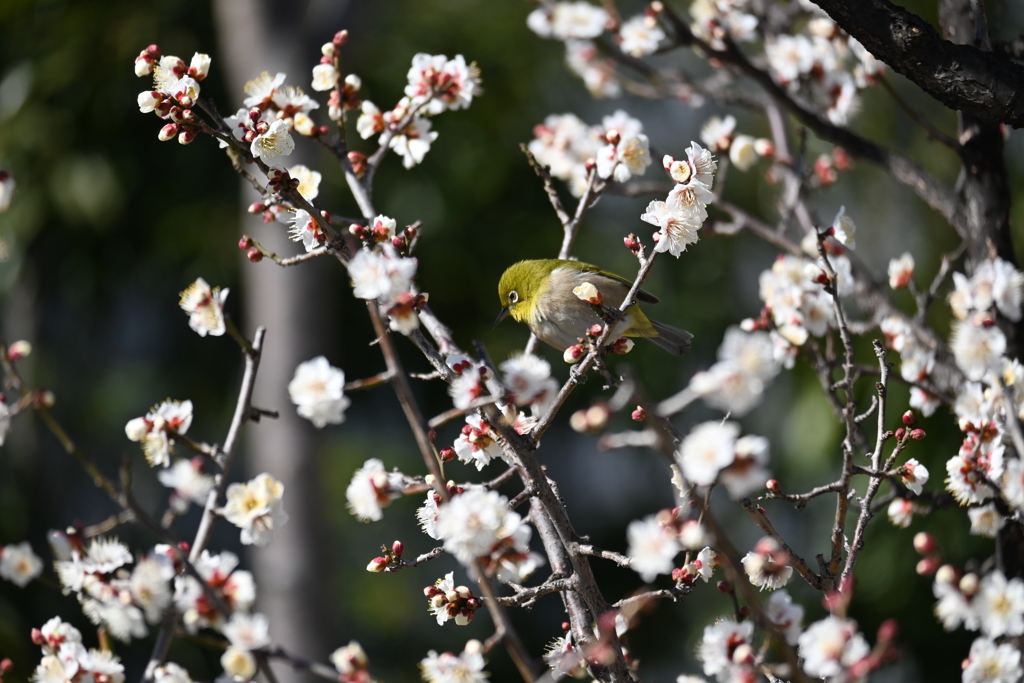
509, 290, 519, 304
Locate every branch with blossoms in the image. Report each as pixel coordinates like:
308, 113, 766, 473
4, 3, 1024, 683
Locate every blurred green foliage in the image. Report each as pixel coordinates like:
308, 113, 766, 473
0, 0, 1023, 682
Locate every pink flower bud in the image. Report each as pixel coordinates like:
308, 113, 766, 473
605, 129, 621, 146
631, 406, 646, 421
366, 557, 388, 572
832, 146, 851, 171
158, 123, 179, 141
766, 479, 780, 493
563, 344, 585, 364
753, 138, 774, 157
916, 556, 940, 576
177, 128, 196, 145
255, 121, 270, 135
0, 658, 12, 675
913, 532, 937, 556
716, 580, 732, 593
610, 338, 634, 354
424, 585, 441, 598
248, 107, 262, 122
247, 248, 263, 263
895, 428, 906, 441
902, 410, 916, 426
624, 234, 640, 252
910, 428, 926, 440
439, 447, 455, 463
589, 324, 603, 337
7, 340, 32, 361
391, 540, 404, 557
877, 619, 898, 643
31, 629, 43, 645
334, 30, 349, 46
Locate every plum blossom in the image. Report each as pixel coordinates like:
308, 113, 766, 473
158, 457, 215, 512
454, 415, 506, 470
288, 356, 350, 428
697, 618, 755, 681
288, 164, 321, 200
962, 637, 1021, 683
435, 488, 522, 566
627, 515, 681, 582
222, 473, 288, 547
0, 541, 43, 587
179, 277, 228, 337
974, 570, 1024, 638
243, 72, 286, 108
527, 2, 609, 40
311, 63, 339, 92
677, 421, 739, 487
741, 537, 793, 590
619, 15, 665, 57
124, 399, 194, 468
766, 590, 804, 645
968, 503, 1005, 538
797, 616, 870, 681
500, 354, 558, 412
405, 53, 481, 115
420, 641, 487, 683
888, 252, 915, 289
250, 118, 294, 164
348, 245, 417, 303
287, 209, 326, 252
345, 458, 405, 522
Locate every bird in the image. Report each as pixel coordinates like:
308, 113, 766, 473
495, 259, 692, 356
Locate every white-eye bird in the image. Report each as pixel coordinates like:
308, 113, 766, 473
495, 259, 692, 356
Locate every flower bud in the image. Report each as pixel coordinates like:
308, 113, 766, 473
569, 409, 589, 433
902, 410, 916, 426
221, 647, 256, 682
348, 151, 368, 177
247, 248, 263, 263
910, 428, 926, 440
31, 628, 43, 645
366, 557, 388, 573
585, 403, 610, 431
588, 324, 604, 337
624, 234, 641, 252
177, 128, 196, 145
959, 573, 979, 596
935, 564, 959, 585
610, 338, 634, 354
732, 643, 754, 665
35, 391, 55, 408
439, 447, 455, 462
158, 123, 179, 141
895, 428, 906, 441
915, 556, 940, 576
391, 540, 404, 557
334, 30, 349, 46
766, 479, 780, 493
913, 532, 937, 556
321, 42, 336, 57
753, 138, 775, 157
563, 344, 585, 364
716, 580, 732, 593
7, 340, 32, 361
631, 406, 646, 421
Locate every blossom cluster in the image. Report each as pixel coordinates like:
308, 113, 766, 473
31, 617, 126, 683
689, 326, 781, 416
528, 110, 651, 196
356, 53, 480, 169
640, 142, 717, 257
347, 243, 424, 334
675, 420, 770, 498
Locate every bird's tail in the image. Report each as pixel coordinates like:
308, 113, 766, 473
645, 320, 693, 357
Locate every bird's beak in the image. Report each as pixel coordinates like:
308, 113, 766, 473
493, 306, 511, 328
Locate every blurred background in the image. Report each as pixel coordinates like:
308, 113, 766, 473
0, 0, 1022, 681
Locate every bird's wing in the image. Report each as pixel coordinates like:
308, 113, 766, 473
577, 264, 659, 303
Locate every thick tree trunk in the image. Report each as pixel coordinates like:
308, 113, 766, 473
213, 0, 350, 678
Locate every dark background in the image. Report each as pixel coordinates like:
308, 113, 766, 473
0, 0, 1022, 681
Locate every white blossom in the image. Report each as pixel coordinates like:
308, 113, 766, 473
179, 277, 228, 337
222, 473, 288, 547
288, 356, 350, 428
0, 541, 43, 587
626, 515, 680, 582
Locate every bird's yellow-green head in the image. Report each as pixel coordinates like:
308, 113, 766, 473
495, 260, 562, 327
